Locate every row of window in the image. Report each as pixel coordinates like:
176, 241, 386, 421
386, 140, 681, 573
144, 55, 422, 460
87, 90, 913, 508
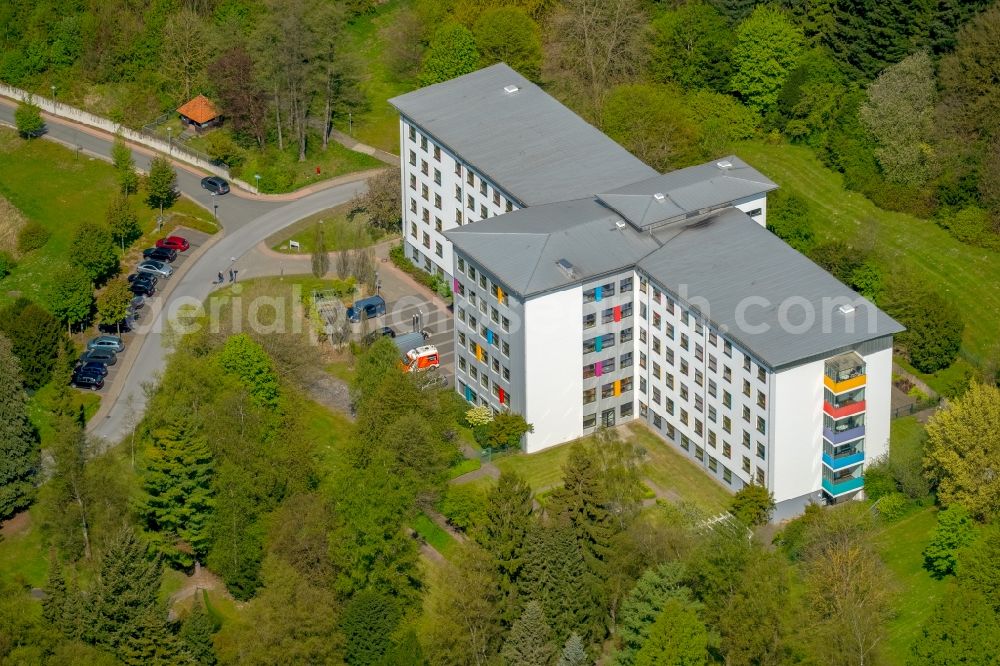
457, 318, 511, 357
456, 257, 509, 306
582, 377, 634, 403
458, 354, 511, 385
583, 401, 634, 429
411, 246, 445, 277
459, 380, 513, 409
583, 276, 633, 303
456, 288, 512, 331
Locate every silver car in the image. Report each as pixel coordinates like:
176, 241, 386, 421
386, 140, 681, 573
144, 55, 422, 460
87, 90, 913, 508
137, 259, 173, 279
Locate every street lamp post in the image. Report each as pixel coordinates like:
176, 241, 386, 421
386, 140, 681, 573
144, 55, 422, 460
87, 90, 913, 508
213, 203, 218, 222
50, 85, 56, 106
255, 173, 261, 195
167, 127, 172, 153
349, 112, 352, 136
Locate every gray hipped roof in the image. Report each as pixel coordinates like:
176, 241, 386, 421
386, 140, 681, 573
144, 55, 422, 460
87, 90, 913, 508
597, 156, 778, 229
389, 64, 657, 206
637, 210, 904, 369
448, 204, 903, 370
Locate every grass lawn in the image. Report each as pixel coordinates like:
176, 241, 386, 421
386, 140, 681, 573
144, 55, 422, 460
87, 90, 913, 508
0, 126, 215, 308
626, 423, 733, 514
412, 512, 458, 559
0, 507, 48, 589
267, 204, 385, 254
447, 457, 482, 479
342, 0, 417, 153
492, 422, 731, 514
896, 356, 975, 399
875, 505, 944, 664
889, 416, 926, 464
27, 383, 101, 445
737, 140, 1000, 366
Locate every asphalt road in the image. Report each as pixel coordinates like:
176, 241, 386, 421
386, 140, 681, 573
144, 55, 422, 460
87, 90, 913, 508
0, 102, 374, 445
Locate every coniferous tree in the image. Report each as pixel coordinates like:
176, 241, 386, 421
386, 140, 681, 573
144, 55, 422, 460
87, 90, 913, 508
140, 419, 215, 568
0, 298, 70, 390
633, 597, 708, 666
341, 589, 400, 665
558, 632, 589, 666
0, 333, 39, 519
520, 524, 596, 643
42, 554, 68, 628
501, 600, 556, 666
613, 563, 690, 666
116, 605, 189, 666
87, 526, 164, 652
180, 592, 217, 665
474, 472, 533, 625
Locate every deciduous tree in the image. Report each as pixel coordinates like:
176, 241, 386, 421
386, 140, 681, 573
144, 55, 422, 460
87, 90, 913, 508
14, 99, 43, 138
924, 383, 1000, 521
0, 298, 70, 390
48, 264, 93, 332
70, 222, 119, 285
910, 586, 1000, 666
729, 483, 775, 526
922, 505, 976, 578
348, 167, 401, 234
106, 195, 141, 250
311, 224, 328, 278
602, 84, 699, 171
96, 278, 132, 335
145, 157, 177, 212
0, 333, 39, 520
649, 2, 733, 92
208, 48, 268, 149
179, 593, 217, 666
730, 5, 803, 113
111, 136, 139, 195
160, 8, 213, 102
218, 334, 280, 408
859, 51, 936, 186
473, 7, 543, 81
420, 22, 479, 86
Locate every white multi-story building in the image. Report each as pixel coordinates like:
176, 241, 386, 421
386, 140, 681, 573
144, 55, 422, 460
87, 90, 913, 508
392, 64, 903, 519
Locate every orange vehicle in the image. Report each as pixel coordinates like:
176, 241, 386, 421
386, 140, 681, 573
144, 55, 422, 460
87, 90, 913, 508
401, 345, 440, 373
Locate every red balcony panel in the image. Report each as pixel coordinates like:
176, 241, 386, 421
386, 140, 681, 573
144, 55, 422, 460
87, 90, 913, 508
823, 400, 866, 419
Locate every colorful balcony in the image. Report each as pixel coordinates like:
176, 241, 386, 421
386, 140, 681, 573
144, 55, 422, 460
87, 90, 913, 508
823, 424, 865, 444
823, 399, 867, 419
822, 450, 865, 470
824, 373, 866, 393
822, 475, 864, 496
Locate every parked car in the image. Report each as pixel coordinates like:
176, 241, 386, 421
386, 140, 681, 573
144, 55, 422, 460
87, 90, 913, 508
156, 236, 190, 252
137, 260, 173, 279
346, 296, 386, 323
87, 335, 124, 353
363, 326, 396, 345
201, 176, 230, 195
130, 275, 156, 296
71, 369, 104, 391
79, 349, 117, 366
98, 316, 137, 334
142, 247, 177, 263
78, 361, 109, 378
130, 295, 145, 311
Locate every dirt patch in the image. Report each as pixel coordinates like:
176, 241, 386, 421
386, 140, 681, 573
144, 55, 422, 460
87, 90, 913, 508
0, 193, 27, 255
303, 372, 353, 416
0, 510, 31, 538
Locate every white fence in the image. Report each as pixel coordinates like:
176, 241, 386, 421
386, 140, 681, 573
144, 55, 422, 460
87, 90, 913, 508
0, 83, 256, 193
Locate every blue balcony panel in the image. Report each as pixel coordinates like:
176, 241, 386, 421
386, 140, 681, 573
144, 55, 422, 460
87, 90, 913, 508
822, 451, 865, 470
823, 425, 865, 445
822, 476, 865, 496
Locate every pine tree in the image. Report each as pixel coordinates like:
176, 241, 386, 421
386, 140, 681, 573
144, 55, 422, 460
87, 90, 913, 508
612, 563, 690, 666
550, 445, 617, 573
474, 472, 534, 625
0, 333, 40, 519
117, 605, 190, 666
520, 524, 596, 643
501, 600, 556, 666
140, 419, 215, 568
633, 598, 708, 666
180, 592, 217, 665
558, 633, 589, 666
341, 589, 401, 665
42, 554, 68, 628
88, 525, 164, 651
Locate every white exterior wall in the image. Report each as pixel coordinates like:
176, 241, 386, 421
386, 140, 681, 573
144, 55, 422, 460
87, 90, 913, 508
523, 286, 584, 452
399, 118, 519, 279
733, 195, 767, 228
771, 360, 825, 504
863, 346, 893, 467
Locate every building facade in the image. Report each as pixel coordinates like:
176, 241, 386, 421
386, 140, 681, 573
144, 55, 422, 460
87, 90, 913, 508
395, 64, 903, 518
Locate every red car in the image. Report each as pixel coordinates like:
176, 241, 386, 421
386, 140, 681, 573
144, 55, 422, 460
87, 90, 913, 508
156, 235, 190, 252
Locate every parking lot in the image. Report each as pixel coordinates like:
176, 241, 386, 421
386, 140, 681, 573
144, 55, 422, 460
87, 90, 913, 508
73, 227, 212, 393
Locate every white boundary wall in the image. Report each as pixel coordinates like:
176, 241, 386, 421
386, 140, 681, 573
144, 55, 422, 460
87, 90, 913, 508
0, 83, 256, 192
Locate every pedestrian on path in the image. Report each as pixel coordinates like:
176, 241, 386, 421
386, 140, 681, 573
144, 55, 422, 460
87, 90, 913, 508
228, 269, 234, 283
233, 269, 239, 282
217, 271, 224, 284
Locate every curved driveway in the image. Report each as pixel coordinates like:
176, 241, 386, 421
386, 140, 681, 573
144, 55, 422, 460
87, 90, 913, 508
0, 102, 378, 445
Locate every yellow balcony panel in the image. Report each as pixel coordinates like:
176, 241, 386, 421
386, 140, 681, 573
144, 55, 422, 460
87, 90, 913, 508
824, 374, 866, 393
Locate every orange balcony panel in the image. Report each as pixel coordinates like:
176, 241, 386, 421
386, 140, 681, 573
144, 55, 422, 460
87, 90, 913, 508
824, 374, 866, 393
824, 400, 866, 419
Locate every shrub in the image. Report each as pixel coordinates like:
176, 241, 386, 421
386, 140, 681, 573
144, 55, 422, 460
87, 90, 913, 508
923, 506, 976, 578
862, 459, 897, 501
17, 220, 51, 253
874, 492, 909, 522
730, 483, 776, 526
0, 251, 14, 279
465, 404, 493, 427
258, 164, 295, 193
937, 205, 1000, 250
880, 272, 963, 373
438, 484, 486, 531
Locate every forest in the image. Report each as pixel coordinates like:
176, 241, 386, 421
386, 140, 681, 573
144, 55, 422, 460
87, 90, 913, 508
2, 0, 1000, 664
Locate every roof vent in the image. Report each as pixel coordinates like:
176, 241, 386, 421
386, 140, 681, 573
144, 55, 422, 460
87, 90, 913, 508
556, 258, 581, 279
716, 160, 733, 170
615, 220, 627, 231
653, 192, 666, 202
503, 84, 520, 94
838, 304, 856, 315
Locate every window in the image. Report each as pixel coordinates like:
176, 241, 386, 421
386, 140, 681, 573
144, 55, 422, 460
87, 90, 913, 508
503, 366, 510, 381
435, 242, 443, 258
652, 387, 661, 405
457, 308, 466, 323
653, 413, 662, 428
421, 160, 428, 176
491, 307, 499, 324
723, 442, 731, 458
433, 146, 441, 160
480, 181, 487, 196
652, 312, 661, 329
743, 430, 751, 448
652, 337, 661, 354
467, 171, 475, 187
583, 414, 597, 429
756, 468, 766, 486
708, 430, 717, 447
695, 344, 704, 361
709, 330, 718, 346
640, 303, 647, 319
409, 174, 416, 190
620, 327, 633, 343
757, 442, 766, 460
410, 222, 417, 238
757, 391, 766, 409
621, 402, 634, 418
602, 382, 616, 399
758, 367, 766, 383
723, 468, 732, 484
757, 417, 766, 435
433, 169, 441, 186
708, 355, 717, 372
422, 231, 430, 248
410, 198, 416, 214
652, 362, 661, 380
723, 366, 732, 382
468, 266, 476, 280
620, 352, 633, 368
583, 364, 596, 379
723, 415, 732, 433
680, 334, 689, 351
583, 388, 596, 404
664, 372, 674, 390
493, 191, 501, 207
724, 340, 733, 357
583, 313, 596, 329
665, 398, 674, 415
653, 287, 661, 304
708, 457, 718, 472
744, 356, 752, 372
680, 384, 689, 401
408, 126, 416, 142
695, 419, 703, 436
435, 217, 442, 232
479, 275, 487, 289
640, 277, 647, 293
695, 446, 704, 462
680, 359, 689, 376
639, 352, 647, 369
680, 409, 688, 425
695, 369, 704, 387
708, 379, 717, 398
455, 163, 462, 177
480, 204, 487, 219
640, 377, 647, 394
506, 200, 513, 212
748, 207, 762, 218
743, 406, 751, 423
665, 322, 675, 340
492, 358, 500, 373
420, 135, 428, 151
459, 356, 467, 371
601, 358, 616, 373
456, 210, 463, 225
421, 184, 428, 200
467, 194, 474, 211
743, 380, 751, 397
422, 208, 430, 224
639, 328, 647, 344
743, 456, 752, 474
434, 193, 441, 209
502, 340, 509, 357
695, 395, 704, 412
723, 390, 732, 408
408, 150, 416, 166
620, 276, 633, 292
665, 348, 674, 366
708, 406, 717, 423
